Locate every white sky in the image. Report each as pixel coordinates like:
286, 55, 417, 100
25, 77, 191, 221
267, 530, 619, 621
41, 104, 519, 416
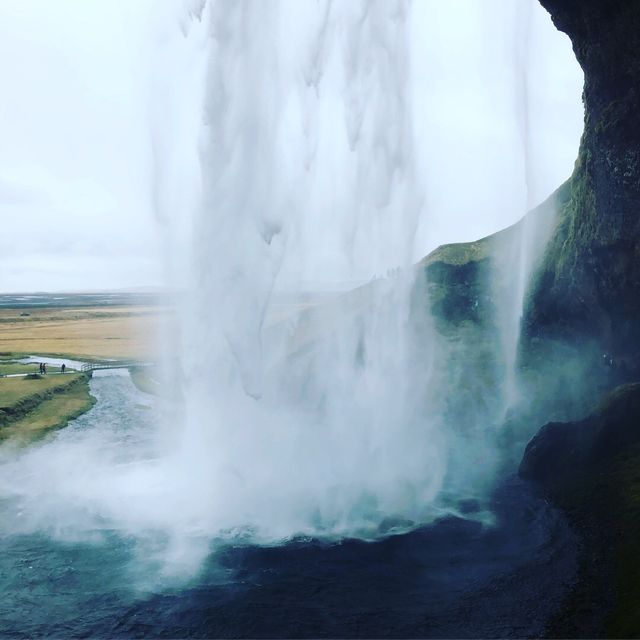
0, 0, 583, 293
0, 0, 156, 292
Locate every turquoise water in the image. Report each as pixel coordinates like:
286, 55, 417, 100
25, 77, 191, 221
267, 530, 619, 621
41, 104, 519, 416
0, 375, 576, 637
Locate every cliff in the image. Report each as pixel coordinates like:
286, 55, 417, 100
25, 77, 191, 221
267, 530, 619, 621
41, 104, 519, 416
525, 0, 640, 377
416, 2, 640, 633
514, 2, 640, 634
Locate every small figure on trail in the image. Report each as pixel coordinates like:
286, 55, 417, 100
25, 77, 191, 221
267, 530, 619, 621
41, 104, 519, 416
42, 363, 47, 375
61, 363, 66, 374
39, 362, 44, 374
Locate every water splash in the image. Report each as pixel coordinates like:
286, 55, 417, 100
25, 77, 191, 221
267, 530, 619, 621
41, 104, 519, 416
170, 0, 438, 540
0, 0, 583, 583
154, 0, 580, 547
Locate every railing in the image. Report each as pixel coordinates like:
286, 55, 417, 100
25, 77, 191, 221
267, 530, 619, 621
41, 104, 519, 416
80, 361, 152, 373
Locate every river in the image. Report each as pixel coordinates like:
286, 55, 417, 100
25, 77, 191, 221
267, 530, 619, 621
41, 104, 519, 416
0, 373, 576, 637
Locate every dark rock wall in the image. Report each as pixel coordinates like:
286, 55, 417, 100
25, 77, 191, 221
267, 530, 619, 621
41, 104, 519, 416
520, 382, 640, 487
519, 6, 640, 631
526, 0, 640, 373
519, 382, 640, 637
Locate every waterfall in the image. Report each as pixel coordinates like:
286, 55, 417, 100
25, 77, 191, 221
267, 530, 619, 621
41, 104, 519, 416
166, 0, 445, 539
148, 0, 583, 543
0, 0, 582, 587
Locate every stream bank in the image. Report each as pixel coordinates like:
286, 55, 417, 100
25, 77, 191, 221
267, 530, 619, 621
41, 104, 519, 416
0, 356, 95, 445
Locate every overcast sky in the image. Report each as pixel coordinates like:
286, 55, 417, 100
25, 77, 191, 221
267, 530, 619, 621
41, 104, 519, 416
0, 0, 583, 293
0, 0, 156, 292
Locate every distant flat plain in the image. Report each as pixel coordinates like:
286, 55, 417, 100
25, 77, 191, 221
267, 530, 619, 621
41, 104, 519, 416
0, 289, 348, 362
0, 293, 161, 361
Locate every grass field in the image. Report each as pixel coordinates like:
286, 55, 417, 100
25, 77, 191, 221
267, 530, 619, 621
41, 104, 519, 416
0, 373, 95, 444
0, 361, 41, 375
0, 301, 159, 443
0, 374, 81, 408
0, 306, 159, 360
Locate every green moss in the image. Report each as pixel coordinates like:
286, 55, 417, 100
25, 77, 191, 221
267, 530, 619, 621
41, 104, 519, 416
593, 87, 639, 136
420, 236, 493, 268
542, 146, 597, 289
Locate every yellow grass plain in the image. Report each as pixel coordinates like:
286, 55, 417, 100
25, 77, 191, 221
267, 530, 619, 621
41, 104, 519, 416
0, 306, 160, 361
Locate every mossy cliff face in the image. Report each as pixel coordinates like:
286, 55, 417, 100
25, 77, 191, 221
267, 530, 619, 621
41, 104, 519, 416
526, 0, 640, 374
514, 4, 640, 633
416, 184, 576, 438
410, 3, 640, 632
411, 0, 640, 452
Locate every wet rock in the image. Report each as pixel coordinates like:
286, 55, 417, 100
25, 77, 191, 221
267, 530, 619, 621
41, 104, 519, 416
520, 382, 640, 490
458, 498, 481, 515
520, 382, 640, 636
377, 516, 415, 535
